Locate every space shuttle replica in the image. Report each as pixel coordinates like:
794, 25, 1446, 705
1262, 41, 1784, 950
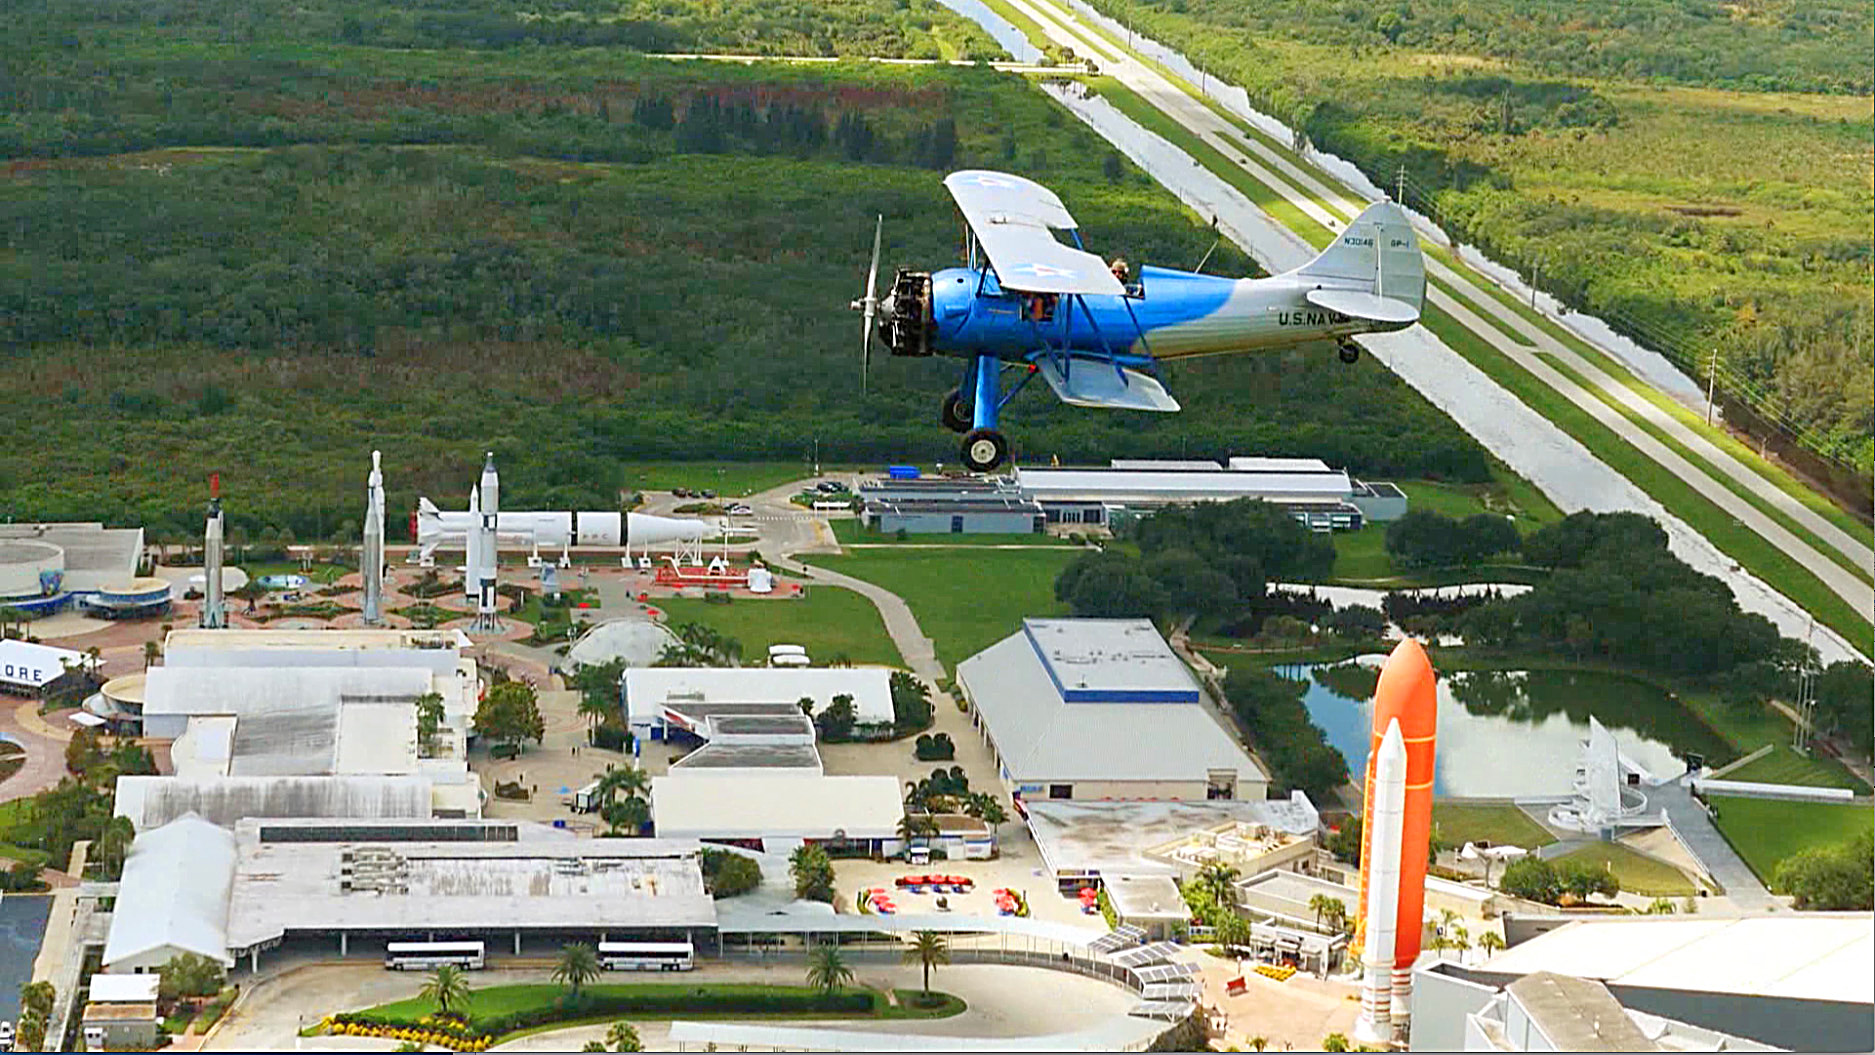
413, 455, 713, 569
361, 451, 387, 626
1353, 638, 1439, 1048
199, 474, 227, 629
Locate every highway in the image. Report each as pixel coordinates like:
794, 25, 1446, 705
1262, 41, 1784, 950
963, 0, 1870, 661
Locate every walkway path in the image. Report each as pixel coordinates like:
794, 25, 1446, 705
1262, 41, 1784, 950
0, 700, 73, 799
1649, 781, 1776, 910
953, 0, 1870, 664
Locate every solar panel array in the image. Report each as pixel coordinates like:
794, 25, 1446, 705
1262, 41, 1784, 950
1140, 982, 1201, 1001
1109, 940, 1184, 968
1087, 925, 1148, 955
1134, 961, 1201, 983
1129, 999, 1197, 1021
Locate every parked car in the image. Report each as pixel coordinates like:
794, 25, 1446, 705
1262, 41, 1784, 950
700, 489, 717, 499
728, 504, 753, 516
672, 487, 693, 498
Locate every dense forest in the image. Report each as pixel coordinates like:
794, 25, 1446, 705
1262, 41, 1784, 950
0, 31, 1492, 539
1082, 0, 1875, 475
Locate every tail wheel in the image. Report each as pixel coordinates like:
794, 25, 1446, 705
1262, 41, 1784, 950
1338, 339, 1362, 364
941, 389, 972, 433
960, 428, 1009, 473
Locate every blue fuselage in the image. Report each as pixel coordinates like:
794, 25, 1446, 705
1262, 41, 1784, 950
925, 264, 1372, 363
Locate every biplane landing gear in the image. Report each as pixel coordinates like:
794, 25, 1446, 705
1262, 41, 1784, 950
941, 389, 972, 433
1337, 339, 1362, 364
960, 428, 1009, 474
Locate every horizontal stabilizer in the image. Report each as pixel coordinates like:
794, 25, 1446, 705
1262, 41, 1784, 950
1306, 287, 1419, 324
1036, 357, 1181, 412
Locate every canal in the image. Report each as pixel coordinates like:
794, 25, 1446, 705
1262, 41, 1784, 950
0, 894, 52, 1021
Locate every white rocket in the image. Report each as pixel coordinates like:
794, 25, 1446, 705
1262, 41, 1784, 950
200, 475, 227, 629
1355, 719, 1408, 1048
462, 484, 482, 605
472, 452, 501, 632
361, 451, 385, 626
413, 502, 711, 564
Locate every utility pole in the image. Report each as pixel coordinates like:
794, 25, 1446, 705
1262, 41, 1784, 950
1530, 257, 1540, 310
1793, 618, 1817, 754
1705, 349, 1719, 426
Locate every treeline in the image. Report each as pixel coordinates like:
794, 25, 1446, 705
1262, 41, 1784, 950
1053, 499, 1337, 619
1225, 665, 1347, 800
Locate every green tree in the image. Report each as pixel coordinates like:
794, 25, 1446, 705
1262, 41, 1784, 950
419, 963, 473, 1017
1477, 929, 1506, 959
142, 638, 161, 669
790, 843, 836, 903
19, 980, 54, 1021
1500, 857, 1562, 905
15, 1009, 45, 1052
904, 930, 950, 995
158, 952, 225, 1001
475, 679, 545, 750
91, 815, 137, 881
815, 693, 857, 741
606, 1021, 643, 1052
582, 1043, 608, 1052
1322, 1033, 1351, 1052
602, 795, 651, 837
1196, 861, 1241, 909
553, 942, 602, 1003
698, 847, 763, 898
1775, 829, 1873, 910
415, 691, 446, 755
1558, 859, 1619, 901
805, 943, 854, 996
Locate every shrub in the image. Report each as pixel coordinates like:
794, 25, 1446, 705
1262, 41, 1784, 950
913, 732, 955, 761
1500, 857, 1562, 905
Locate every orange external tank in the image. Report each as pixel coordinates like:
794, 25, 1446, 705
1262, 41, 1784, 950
1353, 637, 1438, 970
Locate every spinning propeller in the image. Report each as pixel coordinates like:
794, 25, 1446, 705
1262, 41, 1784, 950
849, 214, 883, 395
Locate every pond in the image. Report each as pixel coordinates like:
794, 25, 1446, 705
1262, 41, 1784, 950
0, 894, 51, 1021
1282, 662, 1734, 798
931, 0, 1043, 63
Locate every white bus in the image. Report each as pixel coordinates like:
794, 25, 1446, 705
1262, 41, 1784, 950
811, 500, 852, 513
384, 941, 487, 971
768, 644, 807, 659
598, 940, 695, 972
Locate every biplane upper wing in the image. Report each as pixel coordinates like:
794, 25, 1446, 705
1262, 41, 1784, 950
944, 170, 1125, 297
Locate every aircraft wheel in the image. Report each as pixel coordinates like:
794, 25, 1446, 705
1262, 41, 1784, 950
960, 428, 1009, 474
1338, 340, 1362, 364
941, 389, 972, 433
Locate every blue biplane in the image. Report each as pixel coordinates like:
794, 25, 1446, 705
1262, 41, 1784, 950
851, 170, 1426, 471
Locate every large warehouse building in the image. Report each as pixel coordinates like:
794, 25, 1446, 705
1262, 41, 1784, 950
102, 816, 719, 974
1012, 458, 1406, 531
956, 618, 1268, 802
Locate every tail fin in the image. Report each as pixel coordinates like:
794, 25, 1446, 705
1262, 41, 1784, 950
1289, 201, 1424, 326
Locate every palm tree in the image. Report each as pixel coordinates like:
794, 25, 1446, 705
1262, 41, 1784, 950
577, 693, 614, 738
596, 764, 650, 810
606, 1021, 643, 1052
1322, 1033, 1352, 1052
553, 942, 602, 1003
420, 963, 473, 1018
904, 931, 950, 996
603, 795, 651, 837
1320, 896, 1348, 934
142, 639, 160, 669
804, 944, 854, 996
1248, 1037, 1269, 1052
1195, 861, 1241, 908
1647, 897, 1677, 915
1449, 923, 1471, 962
1308, 892, 1332, 930
1478, 929, 1505, 959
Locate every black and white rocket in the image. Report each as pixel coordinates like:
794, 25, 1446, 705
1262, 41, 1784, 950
361, 451, 386, 626
470, 451, 502, 632
200, 474, 227, 629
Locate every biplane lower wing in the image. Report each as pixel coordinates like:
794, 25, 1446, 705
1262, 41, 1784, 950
1034, 355, 1181, 412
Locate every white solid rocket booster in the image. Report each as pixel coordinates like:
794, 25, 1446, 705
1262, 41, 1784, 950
464, 484, 482, 605
362, 451, 385, 626
1355, 719, 1408, 1047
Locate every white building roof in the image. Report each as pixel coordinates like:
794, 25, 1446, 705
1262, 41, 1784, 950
1225, 456, 1335, 473
0, 639, 86, 689
162, 628, 468, 672
1019, 619, 1200, 703
652, 774, 904, 841
224, 821, 715, 950
1025, 797, 1314, 876
956, 627, 1260, 787
1013, 467, 1352, 503
114, 775, 434, 831
1108, 459, 1225, 471
1104, 874, 1187, 922
89, 974, 161, 1004
624, 667, 893, 726
103, 814, 238, 968
142, 665, 435, 718
1482, 915, 1875, 1005
0, 522, 142, 590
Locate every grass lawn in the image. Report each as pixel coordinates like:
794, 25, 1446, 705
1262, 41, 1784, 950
1555, 843, 1696, 897
1678, 690, 1865, 790
831, 520, 1069, 547
621, 462, 826, 499
805, 548, 1078, 670
1708, 796, 1874, 885
359, 982, 962, 1036
1330, 528, 1392, 580
654, 588, 904, 668
510, 589, 600, 626
1433, 801, 1557, 849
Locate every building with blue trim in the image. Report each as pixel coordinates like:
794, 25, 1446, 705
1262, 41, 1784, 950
956, 619, 1268, 803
